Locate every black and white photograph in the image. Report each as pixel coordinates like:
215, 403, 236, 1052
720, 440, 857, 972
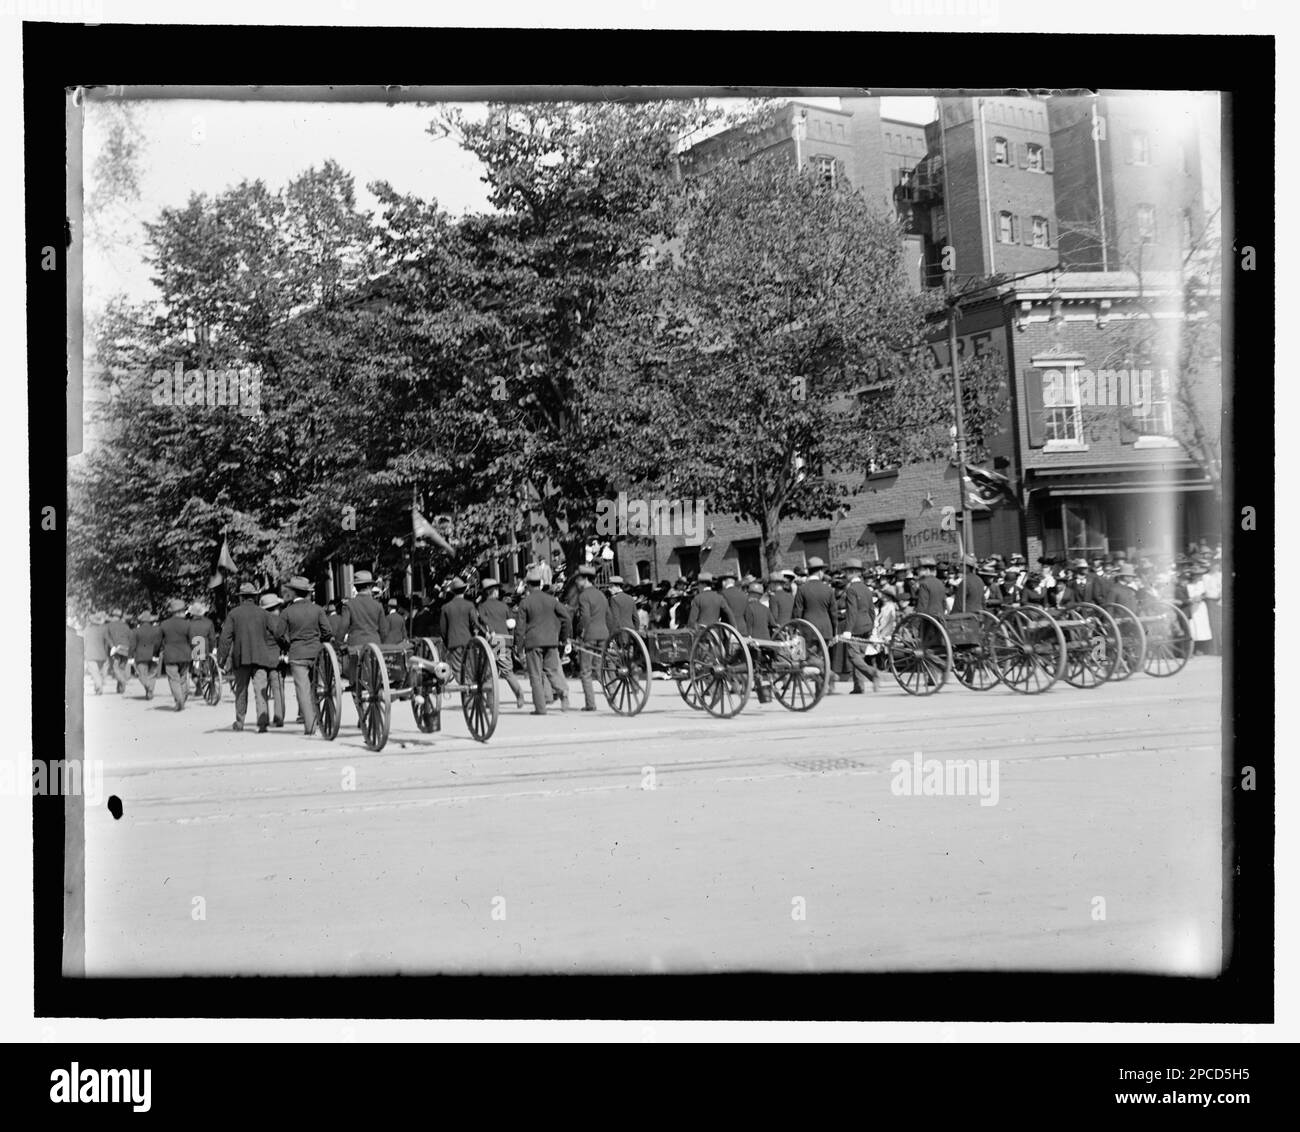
64, 82, 1232, 977
4, 7, 1286, 1077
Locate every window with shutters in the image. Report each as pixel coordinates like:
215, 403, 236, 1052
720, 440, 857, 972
1130, 130, 1150, 164
992, 136, 1009, 165
1136, 203, 1157, 245
1032, 216, 1050, 248
1041, 366, 1083, 445
813, 155, 836, 186
1026, 143, 1044, 172
997, 211, 1015, 243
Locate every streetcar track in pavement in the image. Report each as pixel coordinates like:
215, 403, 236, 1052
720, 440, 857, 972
115, 726, 1219, 820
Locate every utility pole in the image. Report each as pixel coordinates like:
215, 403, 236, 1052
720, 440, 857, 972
945, 271, 974, 559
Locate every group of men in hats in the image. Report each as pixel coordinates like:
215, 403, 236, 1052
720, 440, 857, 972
79, 601, 217, 709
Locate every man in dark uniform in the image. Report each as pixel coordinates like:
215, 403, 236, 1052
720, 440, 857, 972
793, 557, 839, 693
1109, 563, 1142, 613
687, 572, 734, 628
158, 598, 195, 711
324, 600, 346, 644
720, 570, 748, 625
437, 577, 479, 678
767, 574, 794, 625
572, 564, 612, 711
382, 597, 407, 645
219, 581, 280, 731
514, 567, 571, 714
130, 611, 162, 700
276, 575, 333, 736
476, 577, 526, 710
341, 570, 386, 651
606, 576, 639, 634
840, 557, 878, 692
105, 607, 133, 693
954, 554, 985, 614
82, 611, 110, 695
912, 557, 947, 618
1084, 559, 1112, 607
740, 579, 779, 640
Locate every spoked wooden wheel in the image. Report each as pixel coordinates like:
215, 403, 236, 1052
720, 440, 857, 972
1140, 601, 1193, 678
1059, 602, 1120, 688
459, 636, 499, 742
770, 618, 831, 711
1103, 603, 1147, 681
888, 612, 952, 696
201, 655, 223, 705
313, 643, 342, 740
951, 611, 1002, 691
410, 637, 443, 733
689, 622, 752, 718
674, 673, 704, 711
994, 608, 1066, 694
356, 643, 391, 751
601, 628, 652, 716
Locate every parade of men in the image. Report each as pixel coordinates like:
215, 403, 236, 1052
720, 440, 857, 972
57, 81, 1240, 1032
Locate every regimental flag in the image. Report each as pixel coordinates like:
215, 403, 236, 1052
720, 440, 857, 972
963, 464, 1019, 511
217, 533, 237, 573
413, 507, 454, 554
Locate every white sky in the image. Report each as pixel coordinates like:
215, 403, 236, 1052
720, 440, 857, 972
83, 95, 935, 309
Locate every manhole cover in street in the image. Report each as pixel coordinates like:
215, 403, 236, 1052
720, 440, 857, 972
786, 758, 869, 773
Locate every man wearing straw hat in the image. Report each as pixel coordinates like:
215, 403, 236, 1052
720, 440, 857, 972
259, 591, 288, 728
514, 566, 571, 714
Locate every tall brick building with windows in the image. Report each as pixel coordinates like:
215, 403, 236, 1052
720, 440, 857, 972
628, 94, 1222, 585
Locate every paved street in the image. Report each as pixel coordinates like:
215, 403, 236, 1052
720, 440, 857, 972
81, 659, 1223, 975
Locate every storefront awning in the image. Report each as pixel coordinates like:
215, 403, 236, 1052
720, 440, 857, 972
1041, 480, 1215, 497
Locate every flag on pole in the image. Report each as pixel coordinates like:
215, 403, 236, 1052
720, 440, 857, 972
217, 532, 237, 573
412, 507, 454, 554
962, 464, 1019, 511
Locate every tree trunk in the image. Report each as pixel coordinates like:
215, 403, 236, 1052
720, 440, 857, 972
760, 505, 783, 576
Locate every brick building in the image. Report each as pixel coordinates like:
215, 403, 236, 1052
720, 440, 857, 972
625, 95, 1222, 585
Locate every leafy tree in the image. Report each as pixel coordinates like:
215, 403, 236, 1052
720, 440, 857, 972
577, 155, 1007, 574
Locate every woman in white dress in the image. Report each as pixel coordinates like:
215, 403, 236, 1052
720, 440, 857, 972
1185, 565, 1213, 653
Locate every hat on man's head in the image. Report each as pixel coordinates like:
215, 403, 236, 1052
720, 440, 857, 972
1117, 563, 1137, 578
696, 572, 714, 584
525, 567, 543, 584
918, 556, 937, 568
259, 593, 283, 610
481, 577, 501, 590
1010, 553, 1026, 564
387, 598, 398, 608
780, 568, 796, 580
287, 575, 312, 593
238, 582, 258, 597
793, 565, 808, 577
746, 581, 764, 594
806, 556, 825, 570
577, 565, 597, 578
844, 557, 864, 571
1071, 558, 1089, 570
976, 562, 998, 578
187, 600, 208, 617
963, 554, 978, 569
448, 577, 467, 592
111, 608, 123, 619
607, 575, 624, 587
138, 611, 156, 623
165, 598, 187, 615
353, 570, 374, 587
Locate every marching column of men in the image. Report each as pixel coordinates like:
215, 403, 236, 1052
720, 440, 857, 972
77, 540, 1222, 731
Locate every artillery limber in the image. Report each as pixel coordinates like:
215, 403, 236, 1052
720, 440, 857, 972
312, 634, 499, 752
